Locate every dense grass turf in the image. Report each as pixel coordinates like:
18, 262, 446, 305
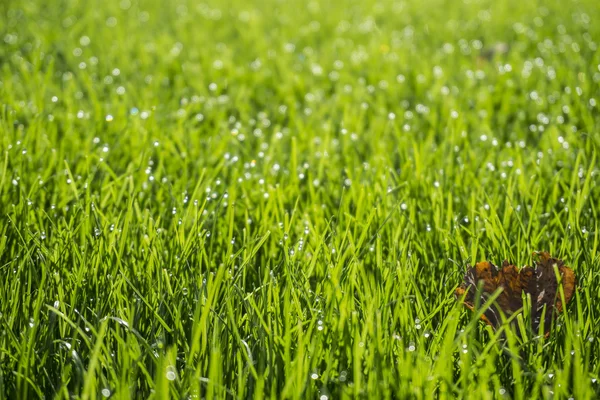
1, 0, 600, 398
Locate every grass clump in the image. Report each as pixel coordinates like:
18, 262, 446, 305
1, 0, 600, 398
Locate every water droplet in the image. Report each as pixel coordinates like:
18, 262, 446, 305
166, 366, 177, 381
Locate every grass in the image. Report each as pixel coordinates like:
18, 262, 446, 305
1, 0, 600, 398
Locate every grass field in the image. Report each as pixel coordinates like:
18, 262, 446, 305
1, 0, 600, 398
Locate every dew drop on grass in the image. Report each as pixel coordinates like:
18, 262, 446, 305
408, 343, 416, 352
311, 373, 319, 380
166, 366, 177, 381
101, 388, 111, 398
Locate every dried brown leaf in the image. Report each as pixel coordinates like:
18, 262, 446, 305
455, 252, 576, 335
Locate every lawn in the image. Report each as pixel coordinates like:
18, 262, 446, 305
1, 0, 600, 398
